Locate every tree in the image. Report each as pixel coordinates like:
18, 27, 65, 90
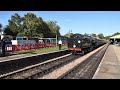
84, 33, 89, 36
112, 32, 120, 36
47, 21, 61, 38
23, 13, 51, 38
98, 33, 104, 39
4, 13, 23, 36
40, 21, 51, 38
23, 13, 38, 37
0, 23, 2, 32
17, 30, 44, 38
64, 32, 74, 38
4, 25, 15, 36
4, 13, 61, 38
4, 13, 45, 38
104, 35, 111, 40
91, 33, 97, 37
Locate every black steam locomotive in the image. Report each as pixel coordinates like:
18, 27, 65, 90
67, 33, 107, 55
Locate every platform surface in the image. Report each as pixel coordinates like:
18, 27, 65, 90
93, 45, 120, 79
0, 49, 67, 62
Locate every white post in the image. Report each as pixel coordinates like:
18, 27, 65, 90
1, 31, 4, 40
114, 38, 116, 45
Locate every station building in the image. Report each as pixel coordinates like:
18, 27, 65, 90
110, 34, 120, 44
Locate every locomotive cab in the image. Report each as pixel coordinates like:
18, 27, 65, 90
68, 34, 91, 55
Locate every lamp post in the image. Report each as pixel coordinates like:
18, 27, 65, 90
69, 30, 72, 38
56, 34, 57, 47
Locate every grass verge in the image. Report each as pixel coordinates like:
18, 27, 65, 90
17, 46, 68, 55
119, 42, 120, 47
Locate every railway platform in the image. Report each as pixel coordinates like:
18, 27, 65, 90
0, 53, 27, 61
0, 49, 68, 62
93, 45, 120, 79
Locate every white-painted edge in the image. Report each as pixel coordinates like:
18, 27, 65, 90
0, 49, 67, 63
0, 53, 71, 78
92, 45, 108, 79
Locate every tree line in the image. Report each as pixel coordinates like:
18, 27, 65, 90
64, 31, 120, 40
0, 13, 120, 40
0, 13, 61, 38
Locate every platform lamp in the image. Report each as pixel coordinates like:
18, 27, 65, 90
56, 34, 57, 47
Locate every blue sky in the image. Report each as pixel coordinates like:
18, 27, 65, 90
0, 11, 120, 36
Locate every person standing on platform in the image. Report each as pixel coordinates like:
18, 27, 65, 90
58, 39, 62, 50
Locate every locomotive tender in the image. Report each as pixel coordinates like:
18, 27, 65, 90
67, 33, 107, 55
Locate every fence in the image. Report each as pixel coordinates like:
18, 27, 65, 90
11, 43, 54, 52
11, 43, 67, 52
4, 38, 68, 53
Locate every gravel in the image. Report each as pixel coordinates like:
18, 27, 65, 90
39, 45, 106, 79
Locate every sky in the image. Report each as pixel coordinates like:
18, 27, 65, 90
0, 11, 120, 36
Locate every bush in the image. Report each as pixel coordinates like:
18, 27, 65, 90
119, 42, 120, 46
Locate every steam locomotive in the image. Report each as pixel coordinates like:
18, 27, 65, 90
0, 36, 12, 56
67, 33, 107, 55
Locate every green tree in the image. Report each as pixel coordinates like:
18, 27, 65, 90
40, 21, 51, 38
4, 13, 23, 36
84, 33, 89, 36
0, 23, 2, 32
4, 13, 61, 38
91, 33, 97, 37
64, 32, 74, 38
104, 35, 111, 40
4, 25, 15, 36
98, 33, 104, 39
23, 13, 38, 37
112, 32, 120, 36
47, 21, 61, 38
23, 13, 51, 38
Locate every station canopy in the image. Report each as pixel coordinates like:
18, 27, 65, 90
110, 34, 120, 39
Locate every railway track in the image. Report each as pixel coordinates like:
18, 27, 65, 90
0, 50, 69, 75
58, 45, 108, 79
0, 54, 81, 79
0, 45, 108, 79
